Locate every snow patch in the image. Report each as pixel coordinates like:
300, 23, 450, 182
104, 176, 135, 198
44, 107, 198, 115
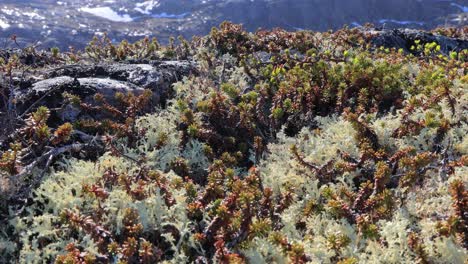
0, 18, 10, 29
23, 11, 45, 20
135, 1, 160, 15
151, 12, 190, 19
1, 8, 14, 16
79, 6, 133, 22
378, 19, 424, 26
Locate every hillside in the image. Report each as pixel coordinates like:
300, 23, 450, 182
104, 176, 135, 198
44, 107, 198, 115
0, 0, 466, 50
0, 23, 467, 263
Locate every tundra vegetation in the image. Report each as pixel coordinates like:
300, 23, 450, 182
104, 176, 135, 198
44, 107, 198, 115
0, 23, 467, 263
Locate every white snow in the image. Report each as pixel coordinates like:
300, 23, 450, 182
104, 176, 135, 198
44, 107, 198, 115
1, 8, 14, 16
452, 15, 467, 23
378, 19, 424, 26
151, 12, 190, 19
135, 1, 160, 15
79, 6, 133, 22
133, 0, 190, 19
0, 18, 10, 29
23, 11, 45, 20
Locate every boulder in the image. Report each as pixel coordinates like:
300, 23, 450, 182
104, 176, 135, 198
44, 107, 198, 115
14, 61, 197, 123
368, 28, 468, 54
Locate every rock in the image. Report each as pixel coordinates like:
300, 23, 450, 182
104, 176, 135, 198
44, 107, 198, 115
77, 77, 146, 103
28, 76, 77, 94
16, 76, 146, 107
368, 28, 468, 54
14, 60, 197, 124
15, 76, 80, 112
46, 61, 196, 104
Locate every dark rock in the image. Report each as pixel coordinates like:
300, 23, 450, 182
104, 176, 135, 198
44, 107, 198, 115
14, 61, 197, 123
368, 28, 468, 54
14, 76, 142, 121
46, 61, 195, 82
15, 76, 80, 111
77, 77, 145, 102
46, 61, 196, 104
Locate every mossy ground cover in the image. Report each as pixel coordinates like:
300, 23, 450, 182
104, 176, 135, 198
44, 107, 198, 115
0, 23, 467, 263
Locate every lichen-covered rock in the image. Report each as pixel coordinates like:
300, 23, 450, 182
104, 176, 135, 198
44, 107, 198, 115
13, 61, 196, 123
369, 28, 468, 53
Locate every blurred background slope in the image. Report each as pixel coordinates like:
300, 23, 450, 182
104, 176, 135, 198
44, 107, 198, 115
0, 0, 466, 50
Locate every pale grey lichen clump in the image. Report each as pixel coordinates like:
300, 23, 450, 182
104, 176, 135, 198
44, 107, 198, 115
258, 108, 467, 263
